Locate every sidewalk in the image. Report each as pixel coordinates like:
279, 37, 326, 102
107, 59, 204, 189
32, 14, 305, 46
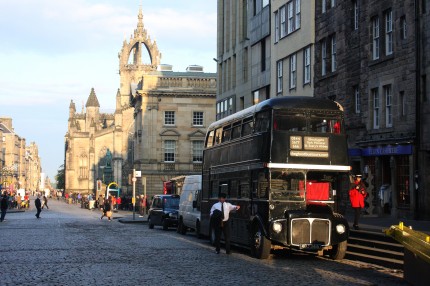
346, 214, 430, 234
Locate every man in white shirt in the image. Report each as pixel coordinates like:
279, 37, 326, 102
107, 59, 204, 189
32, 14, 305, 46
210, 193, 240, 254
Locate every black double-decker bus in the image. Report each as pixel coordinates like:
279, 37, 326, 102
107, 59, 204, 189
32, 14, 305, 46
199, 96, 351, 259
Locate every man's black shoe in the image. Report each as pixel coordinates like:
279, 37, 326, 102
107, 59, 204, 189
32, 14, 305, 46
215, 250, 220, 254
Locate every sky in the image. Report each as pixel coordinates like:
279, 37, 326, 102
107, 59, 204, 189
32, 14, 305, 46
0, 0, 217, 182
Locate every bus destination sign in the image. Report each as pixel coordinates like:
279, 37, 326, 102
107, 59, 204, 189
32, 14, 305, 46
290, 136, 329, 158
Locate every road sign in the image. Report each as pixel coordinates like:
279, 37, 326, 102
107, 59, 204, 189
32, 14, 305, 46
135, 171, 141, 178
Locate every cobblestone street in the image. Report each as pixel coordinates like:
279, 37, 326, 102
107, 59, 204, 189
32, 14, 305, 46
0, 198, 407, 286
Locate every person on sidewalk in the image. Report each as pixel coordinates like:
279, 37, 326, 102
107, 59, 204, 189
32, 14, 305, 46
100, 199, 112, 221
35, 194, 42, 219
210, 193, 240, 254
42, 195, 49, 209
1, 192, 9, 222
349, 174, 368, 230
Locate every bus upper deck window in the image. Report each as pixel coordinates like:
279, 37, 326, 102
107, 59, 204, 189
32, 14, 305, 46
242, 117, 254, 136
274, 114, 306, 131
206, 130, 215, 147
215, 128, 223, 145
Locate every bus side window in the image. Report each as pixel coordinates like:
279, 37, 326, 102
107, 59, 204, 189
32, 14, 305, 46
242, 117, 254, 136
255, 111, 271, 133
222, 125, 231, 142
210, 181, 219, 198
206, 130, 215, 148
231, 121, 242, 139
215, 128, 223, 145
239, 183, 250, 199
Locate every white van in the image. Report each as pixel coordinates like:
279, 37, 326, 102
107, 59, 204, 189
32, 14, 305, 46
177, 175, 202, 237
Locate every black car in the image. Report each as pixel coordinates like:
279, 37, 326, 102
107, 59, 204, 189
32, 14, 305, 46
148, 194, 180, 230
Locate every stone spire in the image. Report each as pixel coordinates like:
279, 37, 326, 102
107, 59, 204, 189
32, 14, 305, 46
85, 88, 100, 108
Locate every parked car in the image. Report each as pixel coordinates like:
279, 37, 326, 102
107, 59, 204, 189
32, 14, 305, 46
148, 194, 180, 230
177, 175, 202, 237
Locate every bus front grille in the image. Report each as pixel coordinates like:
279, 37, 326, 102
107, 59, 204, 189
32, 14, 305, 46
290, 218, 330, 246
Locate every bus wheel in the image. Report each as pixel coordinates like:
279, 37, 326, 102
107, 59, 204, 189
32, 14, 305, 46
178, 218, 187, 235
328, 241, 347, 260
251, 225, 271, 259
148, 217, 154, 229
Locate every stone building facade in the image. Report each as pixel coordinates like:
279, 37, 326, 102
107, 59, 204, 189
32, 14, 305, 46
65, 8, 216, 197
314, 0, 430, 219
0, 117, 41, 193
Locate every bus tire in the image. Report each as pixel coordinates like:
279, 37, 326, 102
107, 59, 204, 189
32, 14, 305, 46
251, 224, 271, 259
328, 240, 347, 260
178, 218, 187, 235
148, 217, 154, 229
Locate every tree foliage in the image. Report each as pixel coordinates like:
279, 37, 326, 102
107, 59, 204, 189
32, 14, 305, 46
55, 164, 65, 190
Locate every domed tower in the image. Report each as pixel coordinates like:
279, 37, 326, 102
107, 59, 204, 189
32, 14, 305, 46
117, 6, 161, 107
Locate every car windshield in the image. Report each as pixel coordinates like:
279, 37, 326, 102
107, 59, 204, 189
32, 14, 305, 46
164, 197, 180, 209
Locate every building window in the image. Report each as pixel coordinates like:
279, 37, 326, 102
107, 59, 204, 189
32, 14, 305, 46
193, 112, 204, 126
331, 34, 337, 72
372, 88, 380, 129
295, 0, 301, 29
275, 11, 280, 43
304, 46, 311, 84
192, 140, 204, 163
385, 10, 393, 55
322, 0, 335, 13
400, 16, 407, 40
287, 2, 294, 34
321, 40, 327, 76
277, 1, 300, 39
277, 60, 283, 93
290, 53, 297, 89
164, 140, 176, 162
355, 86, 361, 114
164, 111, 175, 126
385, 85, 393, 127
354, 0, 359, 30
280, 6, 286, 38
253, 91, 260, 105
372, 17, 380, 60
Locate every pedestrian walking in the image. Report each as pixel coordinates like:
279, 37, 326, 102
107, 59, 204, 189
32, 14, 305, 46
210, 193, 240, 254
100, 199, 112, 221
42, 195, 49, 209
349, 174, 368, 230
35, 194, 42, 219
1, 192, 9, 222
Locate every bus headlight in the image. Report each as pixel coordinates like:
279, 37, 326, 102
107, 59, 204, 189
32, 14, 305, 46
336, 224, 346, 234
272, 222, 282, 233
